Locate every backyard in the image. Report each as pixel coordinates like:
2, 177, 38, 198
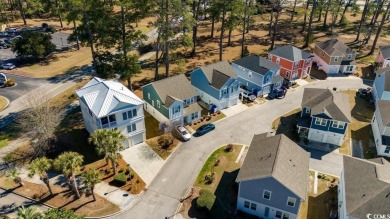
180, 144, 246, 219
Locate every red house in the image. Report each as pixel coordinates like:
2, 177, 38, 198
268, 45, 313, 81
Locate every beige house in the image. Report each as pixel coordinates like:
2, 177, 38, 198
313, 39, 357, 74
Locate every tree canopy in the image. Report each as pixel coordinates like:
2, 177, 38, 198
12, 31, 56, 61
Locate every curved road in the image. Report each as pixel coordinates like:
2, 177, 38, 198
111, 77, 371, 219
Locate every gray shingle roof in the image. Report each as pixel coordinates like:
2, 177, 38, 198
315, 39, 355, 57
183, 103, 202, 116
76, 77, 144, 118
268, 45, 311, 61
301, 88, 352, 123
376, 67, 390, 91
236, 134, 310, 200
149, 74, 197, 107
200, 61, 237, 89
232, 55, 280, 75
377, 100, 390, 126
379, 45, 390, 59
342, 156, 390, 218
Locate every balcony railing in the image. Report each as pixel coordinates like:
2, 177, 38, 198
101, 121, 117, 129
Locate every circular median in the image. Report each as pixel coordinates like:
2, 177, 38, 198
0, 96, 10, 112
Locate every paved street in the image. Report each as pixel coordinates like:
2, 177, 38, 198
112, 77, 371, 219
0, 73, 47, 102
0, 188, 49, 218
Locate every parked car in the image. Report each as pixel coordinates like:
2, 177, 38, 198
196, 123, 215, 136
240, 89, 256, 102
1, 63, 16, 70
358, 88, 369, 97
0, 32, 8, 37
174, 126, 191, 141
267, 87, 287, 100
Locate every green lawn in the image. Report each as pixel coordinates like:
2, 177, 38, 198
0, 126, 22, 150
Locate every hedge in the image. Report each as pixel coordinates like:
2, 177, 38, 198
113, 173, 127, 185
196, 189, 216, 210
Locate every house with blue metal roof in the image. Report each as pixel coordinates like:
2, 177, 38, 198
76, 77, 146, 149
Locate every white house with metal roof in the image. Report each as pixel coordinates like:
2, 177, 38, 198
76, 77, 146, 149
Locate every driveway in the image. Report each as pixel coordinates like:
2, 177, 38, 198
111, 77, 369, 219
0, 188, 49, 218
0, 73, 47, 102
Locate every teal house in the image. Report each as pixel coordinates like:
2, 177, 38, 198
142, 74, 202, 126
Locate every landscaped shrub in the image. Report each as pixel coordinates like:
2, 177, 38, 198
125, 169, 130, 175
224, 144, 233, 152
204, 172, 215, 185
114, 173, 127, 185
119, 168, 124, 173
158, 134, 173, 149
196, 189, 216, 210
5, 78, 15, 87
214, 159, 220, 167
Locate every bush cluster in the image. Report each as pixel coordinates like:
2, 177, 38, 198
114, 173, 127, 185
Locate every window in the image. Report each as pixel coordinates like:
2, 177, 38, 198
249, 71, 252, 78
127, 123, 136, 133
244, 201, 250, 208
123, 109, 137, 120
305, 108, 310, 113
287, 197, 296, 207
276, 57, 280, 64
347, 54, 352, 60
101, 117, 108, 125
283, 213, 290, 219
109, 114, 116, 123
315, 118, 327, 126
191, 112, 198, 120
294, 61, 299, 67
250, 203, 257, 210
385, 146, 390, 154
286, 71, 290, 78
334, 56, 339, 62
223, 88, 228, 95
346, 66, 353, 71
122, 112, 127, 120
157, 100, 160, 108
387, 62, 390, 67
152, 100, 154, 106
263, 190, 271, 200
148, 93, 150, 99
332, 121, 344, 129
275, 211, 282, 218
305, 59, 311, 65
173, 106, 180, 114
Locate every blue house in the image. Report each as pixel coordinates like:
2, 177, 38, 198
236, 133, 310, 219
372, 67, 390, 102
232, 55, 283, 97
142, 74, 202, 126
297, 88, 351, 146
191, 61, 240, 111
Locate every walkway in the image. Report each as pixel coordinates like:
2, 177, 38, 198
120, 143, 165, 185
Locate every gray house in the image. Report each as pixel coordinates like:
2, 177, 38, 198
232, 55, 283, 97
338, 156, 390, 219
236, 134, 310, 219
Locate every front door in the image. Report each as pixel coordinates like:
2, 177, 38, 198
292, 71, 298, 80
264, 207, 269, 217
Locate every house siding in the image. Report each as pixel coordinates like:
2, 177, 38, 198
373, 74, 390, 101
310, 115, 347, 135
238, 177, 302, 215
142, 84, 170, 118
191, 68, 220, 100
268, 54, 312, 80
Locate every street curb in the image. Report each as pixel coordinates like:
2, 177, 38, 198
0, 96, 10, 112
1, 72, 35, 79
0, 185, 54, 209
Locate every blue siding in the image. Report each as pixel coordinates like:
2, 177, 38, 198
328, 121, 348, 134
373, 74, 390, 101
237, 77, 262, 93
239, 177, 301, 215
142, 84, 169, 118
309, 115, 348, 135
191, 68, 220, 99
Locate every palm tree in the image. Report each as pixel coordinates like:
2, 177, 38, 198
16, 206, 42, 219
89, 129, 125, 174
6, 168, 23, 187
28, 157, 54, 196
54, 152, 84, 198
81, 169, 102, 201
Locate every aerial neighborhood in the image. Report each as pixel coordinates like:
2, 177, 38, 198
0, 1, 390, 219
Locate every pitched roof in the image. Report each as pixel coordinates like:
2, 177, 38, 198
236, 134, 310, 200
301, 88, 352, 123
376, 67, 390, 91
148, 74, 197, 107
183, 103, 202, 116
268, 45, 311, 62
76, 77, 144, 118
200, 61, 237, 89
377, 100, 390, 126
315, 39, 355, 57
232, 55, 280, 75
342, 156, 390, 218
379, 45, 390, 59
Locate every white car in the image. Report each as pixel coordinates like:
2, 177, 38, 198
240, 89, 256, 102
176, 126, 191, 141
1, 63, 16, 70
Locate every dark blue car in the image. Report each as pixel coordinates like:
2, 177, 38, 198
196, 124, 215, 136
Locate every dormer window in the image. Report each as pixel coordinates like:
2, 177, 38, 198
294, 61, 299, 67
334, 56, 339, 62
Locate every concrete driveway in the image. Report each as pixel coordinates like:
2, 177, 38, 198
0, 73, 47, 102
111, 77, 370, 219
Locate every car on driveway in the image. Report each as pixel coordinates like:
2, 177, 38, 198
196, 123, 215, 136
240, 89, 256, 102
174, 125, 191, 141
358, 88, 369, 97
1, 63, 16, 70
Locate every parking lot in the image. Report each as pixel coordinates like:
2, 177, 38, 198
0, 31, 72, 64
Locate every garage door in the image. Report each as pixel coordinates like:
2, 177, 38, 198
131, 133, 144, 146
263, 86, 271, 95
220, 101, 228, 109
229, 97, 238, 106
327, 136, 342, 146
329, 65, 339, 74
311, 132, 324, 142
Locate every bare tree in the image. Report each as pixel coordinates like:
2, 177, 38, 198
15, 89, 65, 154
369, 2, 390, 55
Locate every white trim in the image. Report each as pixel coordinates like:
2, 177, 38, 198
263, 189, 272, 200
286, 197, 296, 207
